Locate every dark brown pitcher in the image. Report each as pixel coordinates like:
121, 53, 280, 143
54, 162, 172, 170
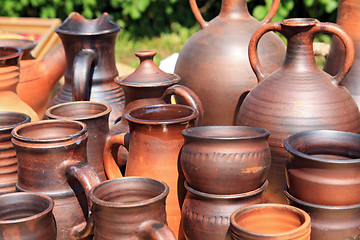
11, 120, 102, 239
236, 18, 360, 203
49, 12, 124, 126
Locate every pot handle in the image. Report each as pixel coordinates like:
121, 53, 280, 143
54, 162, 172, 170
189, 0, 208, 29
103, 133, 130, 179
136, 220, 176, 240
261, 0, 281, 24
73, 49, 98, 101
162, 84, 204, 126
60, 160, 102, 239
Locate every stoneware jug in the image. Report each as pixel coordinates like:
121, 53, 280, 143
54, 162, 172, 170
104, 104, 198, 238
174, 0, 285, 125
50, 12, 124, 126
284, 130, 360, 206
180, 126, 271, 194
181, 181, 269, 240
11, 119, 102, 240
0, 38, 66, 117
0, 112, 30, 193
236, 18, 360, 203
0, 46, 39, 121
89, 177, 176, 240
229, 203, 311, 240
45, 101, 111, 181
0, 192, 57, 240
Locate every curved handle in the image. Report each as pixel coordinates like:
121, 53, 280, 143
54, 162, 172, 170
60, 160, 102, 239
189, 0, 207, 29
137, 220, 176, 240
73, 49, 97, 101
261, 0, 281, 23
103, 133, 130, 179
162, 84, 204, 126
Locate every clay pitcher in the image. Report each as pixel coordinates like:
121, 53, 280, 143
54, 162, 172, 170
50, 12, 124, 126
103, 104, 199, 238
174, 0, 285, 126
236, 18, 360, 203
11, 119, 102, 239
0, 38, 66, 117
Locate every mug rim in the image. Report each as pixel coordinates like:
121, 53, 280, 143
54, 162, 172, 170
0, 112, 31, 131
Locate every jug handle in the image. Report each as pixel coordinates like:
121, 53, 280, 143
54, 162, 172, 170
103, 133, 130, 179
60, 160, 102, 239
162, 84, 204, 126
73, 49, 98, 101
136, 220, 177, 240
261, 0, 281, 24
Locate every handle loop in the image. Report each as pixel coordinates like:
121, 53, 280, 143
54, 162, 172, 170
137, 220, 177, 240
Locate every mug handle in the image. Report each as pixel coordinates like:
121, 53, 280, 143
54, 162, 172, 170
60, 160, 102, 239
137, 220, 176, 240
73, 49, 98, 101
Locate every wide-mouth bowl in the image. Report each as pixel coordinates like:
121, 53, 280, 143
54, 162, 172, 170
0, 112, 31, 131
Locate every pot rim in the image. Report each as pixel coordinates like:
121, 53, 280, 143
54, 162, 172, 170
0, 46, 22, 60
0, 112, 31, 131
284, 130, 360, 164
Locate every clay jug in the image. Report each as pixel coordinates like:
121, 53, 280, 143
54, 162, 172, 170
11, 119, 102, 239
50, 12, 124, 126
0, 112, 30, 193
0, 38, 65, 117
0, 46, 39, 121
324, 0, 360, 108
103, 104, 198, 238
174, 0, 286, 126
236, 18, 360, 203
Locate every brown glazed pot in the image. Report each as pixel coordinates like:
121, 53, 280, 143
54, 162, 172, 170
0, 46, 39, 121
324, 0, 360, 108
284, 130, 360, 206
0, 38, 66, 117
89, 177, 176, 240
181, 181, 269, 240
45, 101, 111, 181
0, 192, 56, 240
285, 187, 360, 240
50, 12, 124, 126
174, 0, 285, 126
230, 203, 311, 240
180, 126, 271, 194
11, 119, 102, 240
236, 18, 360, 203
103, 104, 198, 238
0, 112, 30, 193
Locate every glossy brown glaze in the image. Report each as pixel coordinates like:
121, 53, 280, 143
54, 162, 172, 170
49, 12, 124, 126
45, 101, 111, 181
0, 192, 56, 240
181, 181, 269, 240
174, 0, 285, 126
284, 130, 360, 206
11, 120, 102, 240
89, 177, 176, 240
0, 112, 30, 193
230, 203, 311, 240
180, 126, 271, 194
285, 188, 360, 240
236, 18, 360, 203
104, 104, 198, 238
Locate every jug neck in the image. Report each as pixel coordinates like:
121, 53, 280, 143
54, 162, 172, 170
219, 0, 251, 19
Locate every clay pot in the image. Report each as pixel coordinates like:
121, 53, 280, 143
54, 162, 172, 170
180, 126, 271, 194
174, 0, 285, 126
89, 177, 176, 240
0, 46, 39, 121
103, 104, 198, 237
181, 181, 269, 240
236, 18, 360, 203
284, 130, 360, 206
11, 119, 102, 239
45, 101, 111, 181
0, 112, 30, 193
230, 203, 311, 240
0, 38, 65, 117
285, 187, 360, 240
50, 12, 124, 126
0, 192, 57, 240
